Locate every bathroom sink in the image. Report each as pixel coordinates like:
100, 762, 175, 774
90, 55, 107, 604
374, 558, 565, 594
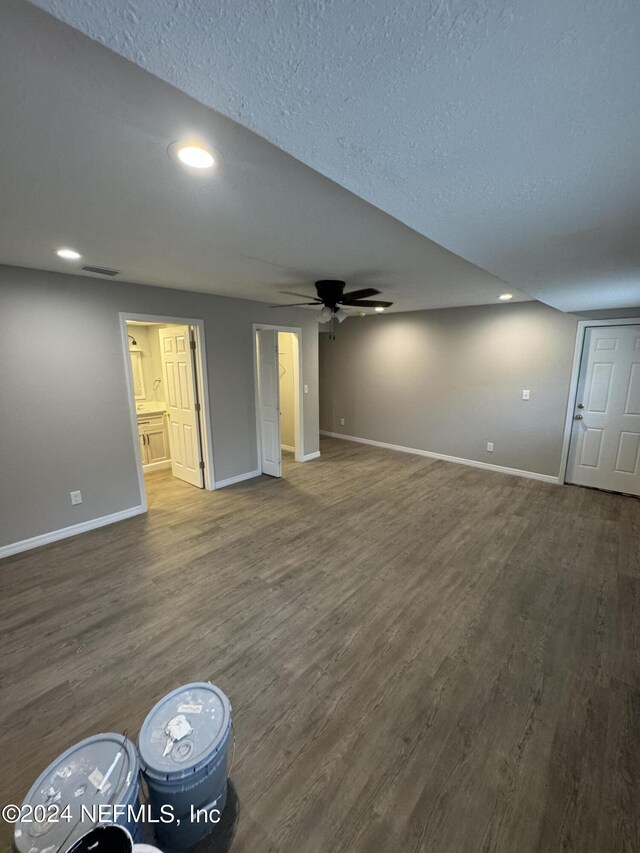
136, 401, 166, 415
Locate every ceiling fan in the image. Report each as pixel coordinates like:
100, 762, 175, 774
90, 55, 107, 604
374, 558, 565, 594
270, 279, 393, 326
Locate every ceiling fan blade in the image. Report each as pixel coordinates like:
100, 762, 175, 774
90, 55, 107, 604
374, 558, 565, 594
269, 302, 319, 308
340, 288, 381, 302
344, 299, 394, 308
280, 290, 322, 301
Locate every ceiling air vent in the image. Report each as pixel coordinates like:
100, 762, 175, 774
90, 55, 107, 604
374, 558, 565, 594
81, 265, 120, 276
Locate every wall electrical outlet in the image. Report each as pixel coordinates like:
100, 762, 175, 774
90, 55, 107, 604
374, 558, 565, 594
340, 418, 345, 426
522, 389, 530, 400
303, 384, 309, 394
486, 442, 494, 452
70, 490, 82, 505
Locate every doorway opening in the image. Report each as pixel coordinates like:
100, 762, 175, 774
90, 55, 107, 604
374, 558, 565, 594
561, 319, 640, 497
120, 313, 214, 510
254, 324, 304, 478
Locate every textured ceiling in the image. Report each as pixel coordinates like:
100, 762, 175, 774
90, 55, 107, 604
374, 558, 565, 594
29, 0, 640, 312
0, 0, 518, 312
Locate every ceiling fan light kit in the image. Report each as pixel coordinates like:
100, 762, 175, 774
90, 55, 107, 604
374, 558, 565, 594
271, 279, 393, 337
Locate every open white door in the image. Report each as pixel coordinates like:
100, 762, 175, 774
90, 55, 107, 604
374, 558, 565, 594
256, 329, 282, 477
159, 325, 204, 488
566, 324, 640, 496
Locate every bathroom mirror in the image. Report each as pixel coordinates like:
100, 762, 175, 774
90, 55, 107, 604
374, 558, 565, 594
130, 349, 146, 399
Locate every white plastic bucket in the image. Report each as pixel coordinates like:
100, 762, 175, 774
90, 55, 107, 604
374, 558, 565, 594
65, 824, 163, 853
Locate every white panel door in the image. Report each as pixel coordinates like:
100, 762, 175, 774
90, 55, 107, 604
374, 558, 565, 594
159, 326, 203, 488
566, 325, 640, 496
256, 329, 282, 477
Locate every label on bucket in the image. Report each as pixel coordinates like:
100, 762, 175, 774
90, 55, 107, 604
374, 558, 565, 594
88, 769, 104, 790
178, 703, 203, 714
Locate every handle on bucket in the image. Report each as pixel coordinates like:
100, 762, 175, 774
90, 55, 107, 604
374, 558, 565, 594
190, 793, 224, 823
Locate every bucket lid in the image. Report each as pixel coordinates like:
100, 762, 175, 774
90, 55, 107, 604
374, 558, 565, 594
14, 733, 139, 853
138, 682, 231, 781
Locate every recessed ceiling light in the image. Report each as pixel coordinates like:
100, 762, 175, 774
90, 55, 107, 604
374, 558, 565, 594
168, 140, 216, 170
498, 292, 513, 301
177, 146, 214, 169
374, 306, 385, 313
56, 248, 81, 260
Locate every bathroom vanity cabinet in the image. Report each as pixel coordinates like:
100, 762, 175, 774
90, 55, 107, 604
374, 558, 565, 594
137, 412, 170, 470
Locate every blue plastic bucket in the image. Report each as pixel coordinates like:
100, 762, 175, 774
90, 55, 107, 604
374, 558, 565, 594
138, 682, 232, 849
14, 733, 141, 853
145, 781, 228, 850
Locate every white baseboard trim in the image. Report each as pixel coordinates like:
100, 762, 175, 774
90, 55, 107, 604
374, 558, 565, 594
214, 469, 261, 489
280, 444, 295, 453
302, 451, 321, 462
0, 505, 146, 560
319, 431, 560, 484
143, 460, 172, 473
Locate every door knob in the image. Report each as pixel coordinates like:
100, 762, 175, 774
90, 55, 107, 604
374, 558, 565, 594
577, 403, 584, 409
574, 414, 583, 420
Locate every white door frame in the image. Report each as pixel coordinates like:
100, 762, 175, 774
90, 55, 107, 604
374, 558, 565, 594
559, 317, 640, 485
119, 313, 216, 510
253, 324, 304, 469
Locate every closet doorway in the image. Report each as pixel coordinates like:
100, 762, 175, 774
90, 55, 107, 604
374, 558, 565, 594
254, 324, 304, 477
120, 313, 215, 511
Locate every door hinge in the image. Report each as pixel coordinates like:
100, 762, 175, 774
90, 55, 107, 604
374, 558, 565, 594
199, 460, 205, 470
195, 402, 201, 412
190, 339, 196, 350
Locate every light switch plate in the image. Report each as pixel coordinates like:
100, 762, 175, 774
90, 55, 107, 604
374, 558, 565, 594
340, 418, 345, 426
522, 389, 530, 400
486, 442, 494, 452
70, 490, 82, 505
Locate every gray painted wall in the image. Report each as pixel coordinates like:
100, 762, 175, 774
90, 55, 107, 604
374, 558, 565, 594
0, 265, 319, 548
320, 301, 579, 478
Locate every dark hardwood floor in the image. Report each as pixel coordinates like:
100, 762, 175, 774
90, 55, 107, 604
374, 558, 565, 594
1, 437, 639, 852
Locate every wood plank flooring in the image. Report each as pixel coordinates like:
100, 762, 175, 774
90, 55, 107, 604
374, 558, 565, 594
1, 437, 639, 852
